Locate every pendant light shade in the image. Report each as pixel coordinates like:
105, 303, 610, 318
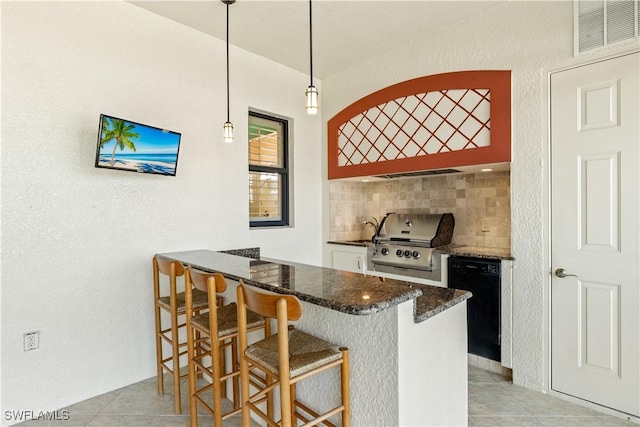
305, 85, 319, 115
223, 121, 234, 143
222, 0, 235, 143
305, 0, 318, 115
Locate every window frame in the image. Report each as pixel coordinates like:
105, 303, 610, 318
249, 110, 291, 228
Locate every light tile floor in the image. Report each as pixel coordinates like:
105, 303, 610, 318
16, 375, 248, 427
468, 365, 637, 426
15, 366, 638, 426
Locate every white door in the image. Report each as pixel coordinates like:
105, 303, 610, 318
550, 51, 639, 417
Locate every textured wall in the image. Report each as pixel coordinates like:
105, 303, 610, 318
296, 302, 399, 426
397, 300, 468, 425
329, 171, 511, 248
1, 2, 323, 418
295, 300, 468, 426
322, 1, 575, 391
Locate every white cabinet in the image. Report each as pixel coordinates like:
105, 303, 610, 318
328, 244, 367, 273
501, 259, 514, 369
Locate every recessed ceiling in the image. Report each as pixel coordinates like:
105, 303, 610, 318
129, 1, 506, 79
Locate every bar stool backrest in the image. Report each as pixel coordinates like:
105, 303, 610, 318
154, 257, 185, 278
239, 284, 302, 322
186, 268, 227, 294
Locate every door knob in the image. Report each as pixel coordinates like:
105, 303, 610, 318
555, 268, 578, 278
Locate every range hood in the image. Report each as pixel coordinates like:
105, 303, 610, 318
338, 162, 511, 182
374, 169, 463, 179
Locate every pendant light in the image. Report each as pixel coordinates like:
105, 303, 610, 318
222, 0, 235, 143
305, 0, 319, 115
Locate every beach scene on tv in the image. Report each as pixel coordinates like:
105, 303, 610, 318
96, 116, 181, 176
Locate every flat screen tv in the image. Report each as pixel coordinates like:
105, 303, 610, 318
95, 114, 181, 176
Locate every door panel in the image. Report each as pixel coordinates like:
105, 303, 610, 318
550, 51, 639, 417
580, 280, 619, 376
578, 79, 619, 131
579, 152, 619, 250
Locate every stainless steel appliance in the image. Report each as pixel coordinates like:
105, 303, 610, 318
369, 212, 455, 281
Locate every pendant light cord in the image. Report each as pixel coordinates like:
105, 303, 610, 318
309, 0, 313, 87
226, 1, 230, 122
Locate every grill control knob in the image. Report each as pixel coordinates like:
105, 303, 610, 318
404, 250, 412, 257
396, 249, 404, 257
412, 251, 420, 259
381, 248, 389, 256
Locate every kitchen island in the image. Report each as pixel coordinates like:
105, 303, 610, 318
157, 249, 471, 426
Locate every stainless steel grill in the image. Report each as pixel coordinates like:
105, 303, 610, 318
370, 212, 454, 281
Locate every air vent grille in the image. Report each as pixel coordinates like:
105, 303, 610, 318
374, 169, 462, 179
576, 0, 639, 54
607, 0, 637, 43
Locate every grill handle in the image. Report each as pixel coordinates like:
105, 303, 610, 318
373, 212, 395, 243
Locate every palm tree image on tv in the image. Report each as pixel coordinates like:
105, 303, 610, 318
96, 115, 181, 176
100, 117, 140, 166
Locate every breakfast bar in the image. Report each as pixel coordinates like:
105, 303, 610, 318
157, 249, 471, 426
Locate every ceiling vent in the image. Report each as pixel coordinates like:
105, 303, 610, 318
374, 169, 463, 179
575, 0, 639, 54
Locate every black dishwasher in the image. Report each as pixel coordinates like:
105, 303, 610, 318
448, 256, 501, 361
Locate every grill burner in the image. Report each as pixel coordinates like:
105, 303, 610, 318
370, 212, 454, 280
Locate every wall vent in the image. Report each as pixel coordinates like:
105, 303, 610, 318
374, 169, 463, 179
575, 0, 639, 54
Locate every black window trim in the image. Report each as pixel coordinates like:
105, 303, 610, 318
249, 110, 290, 228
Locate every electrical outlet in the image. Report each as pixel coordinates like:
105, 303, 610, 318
24, 331, 39, 351
481, 219, 490, 232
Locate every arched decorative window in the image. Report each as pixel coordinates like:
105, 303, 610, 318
327, 70, 511, 179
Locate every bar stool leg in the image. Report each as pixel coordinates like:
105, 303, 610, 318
219, 344, 227, 400
290, 383, 297, 426
277, 305, 292, 427
187, 324, 198, 427
265, 320, 274, 421
194, 327, 202, 379
212, 343, 224, 427
341, 347, 351, 427
231, 338, 240, 409
238, 290, 251, 427
171, 308, 181, 413
154, 305, 164, 396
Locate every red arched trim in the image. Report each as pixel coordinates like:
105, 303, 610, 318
327, 70, 511, 179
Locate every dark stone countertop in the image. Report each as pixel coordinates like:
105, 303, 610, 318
156, 249, 470, 323
440, 245, 514, 260
412, 284, 472, 322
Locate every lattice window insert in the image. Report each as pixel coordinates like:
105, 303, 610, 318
327, 70, 511, 179
337, 89, 491, 167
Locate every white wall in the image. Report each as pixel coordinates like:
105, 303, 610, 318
0, 1, 322, 418
321, 1, 573, 391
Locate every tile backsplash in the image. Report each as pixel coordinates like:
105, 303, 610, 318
329, 171, 511, 249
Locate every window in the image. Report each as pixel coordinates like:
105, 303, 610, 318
249, 111, 290, 227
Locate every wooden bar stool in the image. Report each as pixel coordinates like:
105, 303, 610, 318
153, 256, 209, 414
237, 281, 351, 427
185, 268, 268, 426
